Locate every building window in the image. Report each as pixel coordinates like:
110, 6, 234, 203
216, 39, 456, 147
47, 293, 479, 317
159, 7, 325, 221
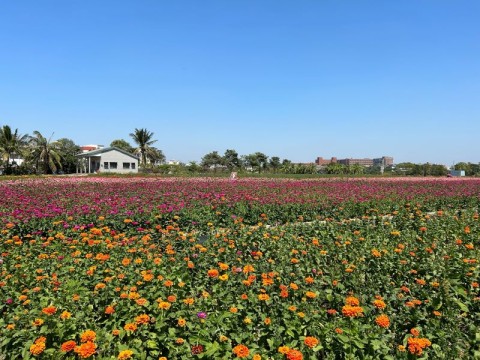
123, 162, 130, 169
104, 162, 109, 169
131, 163, 136, 169
109, 162, 117, 169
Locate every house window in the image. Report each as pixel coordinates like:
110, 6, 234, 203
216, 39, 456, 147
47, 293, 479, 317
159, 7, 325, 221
123, 162, 130, 169
109, 162, 117, 169
104, 162, 109, 169
131, 163, 136, 169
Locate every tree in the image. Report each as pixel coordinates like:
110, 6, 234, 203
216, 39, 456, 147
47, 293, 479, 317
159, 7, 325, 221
56, 138, 81, 174
0, 125, 29, 173
223, 149, 240, 171
129, 128, 157, 167
201, 151, 224, 172
243, 152, 268, 172
29, 131, 62, 174
147, 147, 166, 165
110, 139, 135, 154
269, 156, 281, 173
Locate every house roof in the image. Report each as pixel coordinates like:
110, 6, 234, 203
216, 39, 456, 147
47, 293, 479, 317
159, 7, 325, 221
76, 146, 139, 160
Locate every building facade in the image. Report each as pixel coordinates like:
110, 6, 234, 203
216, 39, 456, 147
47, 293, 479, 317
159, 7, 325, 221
76, 146, 139, 174
316, 156, 393, 167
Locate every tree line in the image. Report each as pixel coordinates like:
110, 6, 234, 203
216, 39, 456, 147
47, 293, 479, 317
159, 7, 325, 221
0, 125, 164, 175
2, 124, 478, 176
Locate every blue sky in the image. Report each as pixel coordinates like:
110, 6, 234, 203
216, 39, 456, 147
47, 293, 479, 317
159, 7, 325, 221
1, 1, 479, 165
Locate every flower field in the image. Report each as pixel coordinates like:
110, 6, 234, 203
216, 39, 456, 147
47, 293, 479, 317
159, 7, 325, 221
0, 177, 479, 359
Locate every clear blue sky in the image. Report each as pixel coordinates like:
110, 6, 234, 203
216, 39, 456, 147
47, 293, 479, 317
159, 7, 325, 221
1, 1, 479, 165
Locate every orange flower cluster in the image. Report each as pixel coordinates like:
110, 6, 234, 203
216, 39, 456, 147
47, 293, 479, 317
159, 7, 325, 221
407, 336, 432, 355
30, 337, 46, 356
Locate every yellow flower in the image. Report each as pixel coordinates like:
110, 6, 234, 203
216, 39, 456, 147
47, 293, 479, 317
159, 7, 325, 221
118, 349, 134, 360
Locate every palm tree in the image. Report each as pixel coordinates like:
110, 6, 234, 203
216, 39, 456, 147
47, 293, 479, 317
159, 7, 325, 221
0, 125, 29, 171
29, 131, 62, 174
129, 128, 157, 167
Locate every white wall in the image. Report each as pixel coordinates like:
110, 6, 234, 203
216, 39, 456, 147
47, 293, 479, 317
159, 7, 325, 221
100, 150, 139, 173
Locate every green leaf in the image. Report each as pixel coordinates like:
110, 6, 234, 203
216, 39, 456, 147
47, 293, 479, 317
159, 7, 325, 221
454, 299, 469, 313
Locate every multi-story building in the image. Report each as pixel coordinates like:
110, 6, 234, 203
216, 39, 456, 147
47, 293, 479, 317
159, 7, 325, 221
315, 156, 393, 167
315, 157, 337, 165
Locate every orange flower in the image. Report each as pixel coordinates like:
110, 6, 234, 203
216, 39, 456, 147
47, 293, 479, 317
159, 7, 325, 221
183, 297, 195, 305
30, 341, 46, 356
158, 301, 171, 310
373, 299, 386, 309
305, 276, 315, 284
136, 298, 148, 306
74, 341, 97, 358
112, 329, 120, 336
230, 307, 238, 313
342, 305, 364, 317
410, 328, 420, 337
61, 340, 77, 352
264, 317, 271, 325
60, 311, 72, 319
105, 305, 115, 315
42, 306, 57, 315
304, 336, 319, 349
278, 346, 290, 354
232, 344, 250, 358
286, 349, 303, 360
164, 280, 174, 287
305, 291, 316, 299
407, 337, 431, 355
207, 269, 219, 277
124, 323, 137, 332
135, 314, 150, 325
258, 293, 270, 301
80, 330, 96, 343
167, 295, 177, 302
32, 318, 44, 326
178, 318, 187, 327
375, 314, 390, 328
345, 296, 360, 306
335, 328, 343, 334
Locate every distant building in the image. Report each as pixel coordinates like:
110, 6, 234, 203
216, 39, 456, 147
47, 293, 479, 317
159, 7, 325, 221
449, 170, 465, 177
76, 146, 138, 174
315, 156, 393, 167
373, 157, 394, 167
80, 144, 104, 153
338, 158, 374, 167
315, 157, 338, 165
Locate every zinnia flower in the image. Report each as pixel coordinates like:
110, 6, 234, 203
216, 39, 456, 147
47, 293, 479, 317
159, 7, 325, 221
375, 314, 390, 328
42, 305, 57, 315
61, 340, 77, 352
74, 341, 97, 358
80, 330, 96, 343
233, 344, 250, 358
304, 336, 319, 349
342, 305, 364, 317
286, 348, 303, 360
118, 349, 134, 359
30, 342, 46, 356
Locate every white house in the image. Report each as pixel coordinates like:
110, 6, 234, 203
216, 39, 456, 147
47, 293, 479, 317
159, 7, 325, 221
76, 146, 139, 174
